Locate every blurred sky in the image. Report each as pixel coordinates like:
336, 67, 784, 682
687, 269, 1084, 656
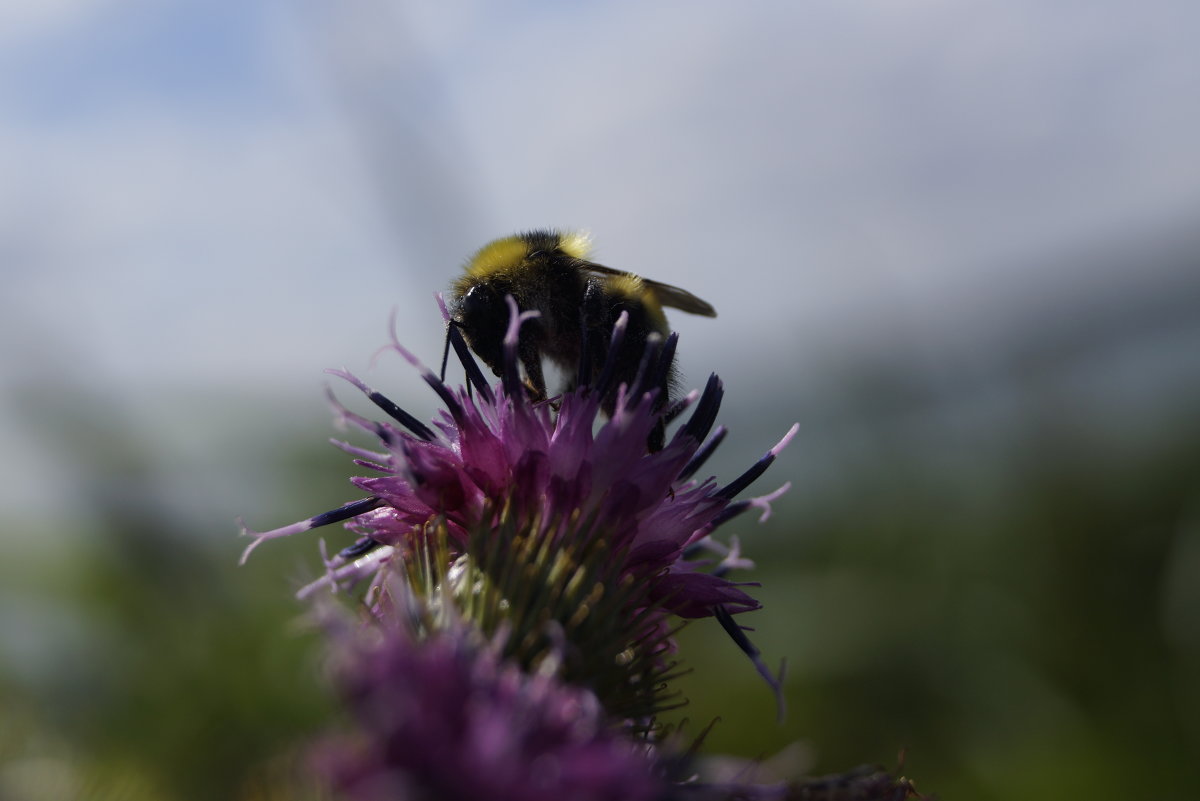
3, 0, 1200, 522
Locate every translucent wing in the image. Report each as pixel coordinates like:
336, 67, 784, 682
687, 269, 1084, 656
583, 262, 717, 317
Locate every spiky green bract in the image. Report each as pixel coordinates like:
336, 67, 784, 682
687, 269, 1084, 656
457, 505, 687, 730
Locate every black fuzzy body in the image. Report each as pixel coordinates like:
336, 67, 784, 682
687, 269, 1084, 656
450, 231, 688, 450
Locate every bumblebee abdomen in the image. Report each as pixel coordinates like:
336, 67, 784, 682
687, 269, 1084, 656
601, 273, 669, 335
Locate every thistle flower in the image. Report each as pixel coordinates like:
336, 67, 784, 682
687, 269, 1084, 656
241, 298, 795, 718
243, 298, 925, 801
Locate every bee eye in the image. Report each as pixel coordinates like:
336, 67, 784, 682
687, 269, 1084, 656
462, 284, 497, 317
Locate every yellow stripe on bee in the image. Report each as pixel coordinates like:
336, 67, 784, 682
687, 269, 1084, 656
605, 273, 645, 298
465, 235, 530, 277
606, 273, 667, 325
557, 230, 593, 259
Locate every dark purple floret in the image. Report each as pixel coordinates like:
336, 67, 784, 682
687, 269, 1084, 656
317, 610, 663, 801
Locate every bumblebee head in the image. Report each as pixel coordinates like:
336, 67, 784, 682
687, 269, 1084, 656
453, 280, 508, 375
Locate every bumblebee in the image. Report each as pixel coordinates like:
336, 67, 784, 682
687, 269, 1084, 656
448, 230, 716, 447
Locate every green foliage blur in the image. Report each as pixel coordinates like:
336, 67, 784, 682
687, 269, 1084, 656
0, 390, 340, 801
671, 403, 1200, 800
3, 323, 1199, 800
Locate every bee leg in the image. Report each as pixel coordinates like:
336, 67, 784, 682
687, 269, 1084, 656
578, 279, 609, 390
519, 345, 548, 403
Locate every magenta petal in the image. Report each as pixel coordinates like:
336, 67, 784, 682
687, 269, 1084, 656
625, 540, 682, 569
321, 622, 663, 801
650, 572, 762, 618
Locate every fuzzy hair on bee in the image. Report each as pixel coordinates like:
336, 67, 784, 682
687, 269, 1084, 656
447, 230, 716, 450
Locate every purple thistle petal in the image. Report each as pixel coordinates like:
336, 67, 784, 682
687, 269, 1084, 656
297, 543, 394, 601
325, 368, 436, 441
238, 497, 385, 565
446, 319, 496, 403
317, 609, 663, 801
708, 481, 793, 530
679, 424, 727, 482
329, 438, 392, 470
337, 536, 381, 560
591, 310, 629, 402
500, 295, 541, 399
674, 373, 724, 445
650, 572, 762, 619
717, 423, 800, 501
714, 605, 789, 724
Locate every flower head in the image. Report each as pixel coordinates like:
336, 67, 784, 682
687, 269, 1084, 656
242, 298, 795, 718
241, 297, 930, 800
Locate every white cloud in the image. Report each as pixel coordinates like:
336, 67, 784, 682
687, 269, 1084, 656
0, 0, 124, 44
4, 0, 1200, 516
295, 1, 1186, 384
